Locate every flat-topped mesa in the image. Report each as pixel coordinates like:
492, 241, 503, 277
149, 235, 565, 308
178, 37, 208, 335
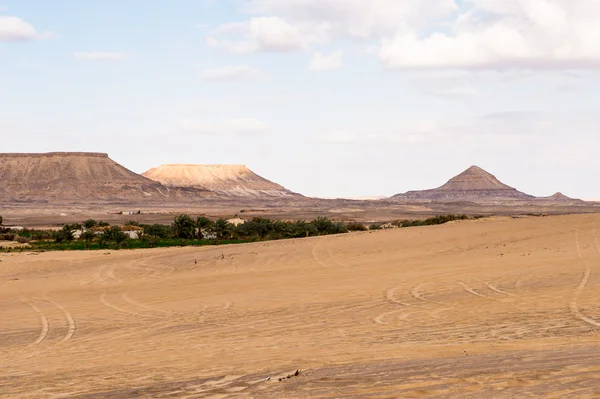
142, 164, 298, 197
0, 152, 213, 203
0, 152, 109, 158
390, 165, 534, 201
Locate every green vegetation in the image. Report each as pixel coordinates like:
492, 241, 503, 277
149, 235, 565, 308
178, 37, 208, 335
54, 226, 74, 243
392, 214, 471, 228
0, 215, 349, 252
346, 222, 368, 231
0, 214, 480, 253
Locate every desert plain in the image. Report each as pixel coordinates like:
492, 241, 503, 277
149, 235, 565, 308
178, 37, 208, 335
2, 213, 600, 398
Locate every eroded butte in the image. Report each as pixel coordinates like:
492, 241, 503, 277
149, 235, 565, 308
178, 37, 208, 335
2, 214, 600, 398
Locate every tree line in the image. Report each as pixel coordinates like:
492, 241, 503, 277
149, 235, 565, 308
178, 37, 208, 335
0, 214, 476, 251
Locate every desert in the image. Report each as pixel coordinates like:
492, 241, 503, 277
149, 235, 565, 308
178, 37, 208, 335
4, 1, 600, 397
1, 153, 600, 398
2, 214, 600, 398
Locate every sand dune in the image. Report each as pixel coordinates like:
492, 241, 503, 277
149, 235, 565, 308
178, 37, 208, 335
2, 214, 600, 398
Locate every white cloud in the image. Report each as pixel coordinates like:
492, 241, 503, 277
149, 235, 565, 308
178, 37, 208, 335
0, 15, 39, 41
381, 0, 600, 70
200, 65, 259, 82
74, 52, 129, 61
424, 87, 479, 99
319, 129, 357, 143
179, 118, 268, 135
309, 50, 344, 71
207, 16, 306, 53
244, 0, 458, 39
214, 0, 600, 71
205, 36, 257, 54
251, 16, 306, 51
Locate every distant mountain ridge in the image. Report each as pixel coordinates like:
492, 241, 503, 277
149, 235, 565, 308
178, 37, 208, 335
0, 154, 586, 206
390, 166, 534, 201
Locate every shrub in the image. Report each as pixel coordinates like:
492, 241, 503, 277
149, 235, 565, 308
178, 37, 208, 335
102, 226, 128, 245
124, 220, 141, 226
140, 235, 159, 248
143, 224, 172, 239
346, 222, 367, 231
394, 214, 471, 228
311, 217, 348, 235
82, 219, 98, 229
54, 227, 74, 243
30, 230, 55, 240
15, 236, 31, 244
369, 224, 383, 230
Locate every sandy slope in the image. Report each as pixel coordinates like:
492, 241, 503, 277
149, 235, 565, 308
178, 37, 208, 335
1, 214, 600, 398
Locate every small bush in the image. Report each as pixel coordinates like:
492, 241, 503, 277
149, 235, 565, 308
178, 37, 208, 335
54, 227, 74, 243
124, 220, 141, 226
369, 224, 383, 231
15, 236, 31, 244
346, 222, 367, 231
0, 233, 16, 241
82, 219, 98, 229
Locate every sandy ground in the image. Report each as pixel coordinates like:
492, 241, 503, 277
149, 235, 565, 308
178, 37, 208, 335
2, 199, 599, 228
1, 214, 600, 398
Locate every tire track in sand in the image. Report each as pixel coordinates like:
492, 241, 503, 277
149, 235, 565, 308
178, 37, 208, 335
410, 284, 444, 305
122, 293, 175, 315
45, 298, 77, 342
374, 310, 416, 325
100, 293, 164, 320
19, 298, 49, 346
482, 281, 518, 298
311, 238, 329, 268
385, 287, 415, 307
457, 281, 493, 300
570, 230, 600, 328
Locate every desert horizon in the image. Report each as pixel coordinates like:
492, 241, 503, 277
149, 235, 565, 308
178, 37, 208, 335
0, 151, 595, 203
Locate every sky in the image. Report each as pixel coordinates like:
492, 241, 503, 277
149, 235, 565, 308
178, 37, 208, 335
1, 0, 599, 199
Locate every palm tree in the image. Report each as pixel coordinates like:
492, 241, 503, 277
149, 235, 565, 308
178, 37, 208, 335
196, 216, 214, 239
173, 214, 196, 239
214, 219, 233, 240
81, 230, 96, 249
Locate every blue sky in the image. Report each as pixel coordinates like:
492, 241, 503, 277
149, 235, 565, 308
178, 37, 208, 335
1, 0, 600, 199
